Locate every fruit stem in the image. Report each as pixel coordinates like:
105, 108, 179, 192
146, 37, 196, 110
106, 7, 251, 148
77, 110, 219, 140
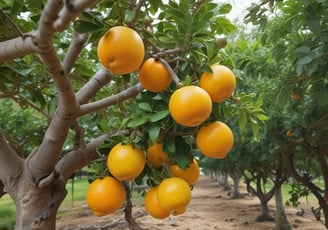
158, 58, 182, 87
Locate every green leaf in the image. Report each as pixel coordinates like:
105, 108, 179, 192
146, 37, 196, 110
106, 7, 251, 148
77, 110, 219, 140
218, 3, 233, 14
150, 110, 169, 122
251, 122, 260, 141
215, 17, 237, 34
255, 114, 270, 121
164, 136, 175, 153
238, 109, 247, 130
73, 20, 103, 33
127, 117, 148, 128
138, 102, 152, 112
294, 46, 311, 57
149, 125, 161, 143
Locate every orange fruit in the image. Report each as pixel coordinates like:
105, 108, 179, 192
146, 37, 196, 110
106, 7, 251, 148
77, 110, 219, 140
147, 141, 169, 169
196, 121, 234, 159
292, 93, 301, 100
157, 177, 191, 213
86, 176, 126, 216
144, 186, 170, 219
169, 86, 212, 127
172, 206, 187, 216
169, 158, 200, 185
139, 58, 172, 92
107, 143, 146, 181
286, 130, 292, 137
200, 64, 236, 103
97, 26, 145, 75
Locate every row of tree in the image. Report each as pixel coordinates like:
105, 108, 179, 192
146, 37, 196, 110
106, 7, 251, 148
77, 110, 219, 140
0, 0, 328, 229
201, 1, 328, 229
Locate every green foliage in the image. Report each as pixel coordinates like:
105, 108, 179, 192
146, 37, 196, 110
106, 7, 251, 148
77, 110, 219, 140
0, 100, 47, 156
0, 0, 271, 194
286, 182, 310, 207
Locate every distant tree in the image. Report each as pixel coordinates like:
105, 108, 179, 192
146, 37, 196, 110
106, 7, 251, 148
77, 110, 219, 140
0, 0, 268, 229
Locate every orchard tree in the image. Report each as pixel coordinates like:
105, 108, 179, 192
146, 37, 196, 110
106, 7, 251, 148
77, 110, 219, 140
0, 0, 268, 229
246, 0, 328, 228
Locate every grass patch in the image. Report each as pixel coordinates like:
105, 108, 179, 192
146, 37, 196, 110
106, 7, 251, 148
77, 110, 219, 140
0, 194, 16, 230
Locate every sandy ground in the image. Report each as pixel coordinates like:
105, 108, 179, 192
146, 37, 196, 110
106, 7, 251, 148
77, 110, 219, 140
56, 176, 326, 230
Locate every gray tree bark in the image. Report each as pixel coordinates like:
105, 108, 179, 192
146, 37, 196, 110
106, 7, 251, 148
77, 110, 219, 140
274, 185, 292, 230
0, 0, 142, 229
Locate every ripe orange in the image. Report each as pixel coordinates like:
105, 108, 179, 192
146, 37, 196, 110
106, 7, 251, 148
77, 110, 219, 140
157, 177, 191, 213
172, 206, 187, 216
169, 158, 200, 185
286, 130, 292, 137
147, 141, 169, 169
86, 176, 126, 216
139, 58, 172, 92
169, 86, 212, 127
196, 121, 234, 159
107, 143, 146, 181
292, 93, 301, 100
144, 186, 170, 219
97, 26, 145, 75
200, 64, 236, 103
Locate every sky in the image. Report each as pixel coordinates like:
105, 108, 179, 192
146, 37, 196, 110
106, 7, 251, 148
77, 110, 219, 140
224, 0, 259, 21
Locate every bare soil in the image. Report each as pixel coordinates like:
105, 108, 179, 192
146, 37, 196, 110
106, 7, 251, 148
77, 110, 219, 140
56, 176, 326, 230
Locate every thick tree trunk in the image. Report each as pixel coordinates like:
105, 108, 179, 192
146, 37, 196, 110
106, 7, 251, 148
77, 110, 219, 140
274, 185, 292, 230
218, 172, 230, 190
256, 198, 274, 222
231, 175, 241, 198
13, 171, 67, 229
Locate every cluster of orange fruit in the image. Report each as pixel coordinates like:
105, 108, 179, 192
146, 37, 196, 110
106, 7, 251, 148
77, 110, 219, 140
86, 141, 199, 218
86, 143, 145, 217
145, 140, 200, 218
87, 26, 236, 218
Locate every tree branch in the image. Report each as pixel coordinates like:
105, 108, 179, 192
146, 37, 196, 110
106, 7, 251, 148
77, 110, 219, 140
25, 0, 85, 183
76, 67, 114, 104
63, 31, 89, 73
55, 133, 109, 180
128, 0, 146, 26
0, 36, 36, 63
0, 128, 23, 188
76, 83, 143, 117
54, 0, 98, 32
35, 0, 63, 46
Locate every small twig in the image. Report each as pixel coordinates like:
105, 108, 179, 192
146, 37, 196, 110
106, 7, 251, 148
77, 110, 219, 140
77, 83, 143, 117
158, 58, 182, 86
154, 47, 188, 58
0, 8, 23, 36
12, 96, 52, 120
128, 0, 146, 26
63, 31, 89, 74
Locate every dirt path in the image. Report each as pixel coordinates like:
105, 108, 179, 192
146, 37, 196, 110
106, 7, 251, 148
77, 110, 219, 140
57, 176, 326, 230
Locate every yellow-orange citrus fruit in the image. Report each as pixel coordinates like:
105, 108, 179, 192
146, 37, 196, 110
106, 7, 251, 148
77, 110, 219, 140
144, 186, 170, 219
200, 64, 236, 103
286, 130, 292, 137
169, 86, 212, 127
292, 93, 301, 100
97, 26, 145, 75
172, 206, 187, 216
139, 58, 172, 92
196, 121, 234, 159
86, 176, 126, 216
169, 158, 200, 185
157, 177, 191, 213
147, 141, 169, 169
107, 143, 146, 181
